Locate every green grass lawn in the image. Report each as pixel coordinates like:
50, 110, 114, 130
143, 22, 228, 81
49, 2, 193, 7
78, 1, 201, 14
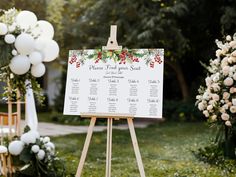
52, 122, 235, 177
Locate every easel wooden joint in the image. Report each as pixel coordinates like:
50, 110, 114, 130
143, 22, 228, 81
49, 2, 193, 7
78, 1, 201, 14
75, 25, 146, 177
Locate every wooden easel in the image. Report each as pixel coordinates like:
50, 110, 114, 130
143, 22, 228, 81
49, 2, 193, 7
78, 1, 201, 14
75, 26, 146, 177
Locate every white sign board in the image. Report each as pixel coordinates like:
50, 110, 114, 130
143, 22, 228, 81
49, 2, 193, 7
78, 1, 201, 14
63, 49, 164, 118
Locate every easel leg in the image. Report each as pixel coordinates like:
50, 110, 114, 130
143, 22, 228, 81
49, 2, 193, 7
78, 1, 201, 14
127, 118, 146, 177
76, 117, 96, 177
105, 118, 113, 177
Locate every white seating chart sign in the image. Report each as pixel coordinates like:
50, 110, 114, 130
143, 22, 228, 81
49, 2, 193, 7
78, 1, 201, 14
63, 49, 164, 118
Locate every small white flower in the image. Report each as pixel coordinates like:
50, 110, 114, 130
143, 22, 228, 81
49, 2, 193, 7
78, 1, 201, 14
198, 102, 205, 111
211, 115, 217, 121
45, 142, 55, 150
226, 35, 232, 41
224, 77, 234, 86
229, 41, 236, 48
211, 83, 220, 92
207, 105, 213, 111
37, 149, 45, 160
230, 105, 236, 113
8, 141, 24, 156
43, 137, 50, 144
233, 73, 236, 81
31, 145, 40, 153
225, 120, 232, 126
203, 110, 209, 117
10, 73, 14, 79
232, 99, 236, 106
216, 49, 222, 57
223, 66, 230, 76
232, 50, 236, 57
12, 49, 17, 56
196, 95, 202, 100
223, 104, 229, 110
205, 77, 212, 86
221, 113, 229, 121
4, 34, 15, 44
212, 94, 219, 101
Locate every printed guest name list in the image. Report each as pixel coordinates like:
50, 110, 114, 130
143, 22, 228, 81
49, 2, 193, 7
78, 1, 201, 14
63, 49, 164, 118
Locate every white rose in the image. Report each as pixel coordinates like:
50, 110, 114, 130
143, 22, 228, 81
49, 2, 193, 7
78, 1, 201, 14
225, 120, 232, 126
205, 77, 212, 86
37, 150, 45, 160
212, 94, 219, 101
221, 113, 229, 121
230, 105, 236, 113
207, 105, 213, 111
232, 98, 236, 106
223, 66, 230, 76
43, 137, 50, 144
212, 83, 220, 92
233, 73, 236, 80
226, 35, 232, 41
232, 50, 236, 57
223, 104, 229, 110
198, 102, 205, 111
211, 115, 217, 121
45, 142, 55, 150
31, 145, 40, 153
223, 92, 230, 100
196, 95, 202, 100
224, 77, 234, 86
8, 141, 24, 156
216, 49, 222, 57
229, 41, 236, 48
203, 110, 209, 117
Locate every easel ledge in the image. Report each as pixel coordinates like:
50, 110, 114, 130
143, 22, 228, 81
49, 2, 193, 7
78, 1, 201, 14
80, 112, 134, 119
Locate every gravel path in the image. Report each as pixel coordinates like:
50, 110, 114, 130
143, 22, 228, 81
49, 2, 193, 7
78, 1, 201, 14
20, 119, 158, 136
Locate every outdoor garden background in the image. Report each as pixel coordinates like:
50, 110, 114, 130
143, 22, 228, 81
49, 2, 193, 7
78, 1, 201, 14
1, 0, 236, 176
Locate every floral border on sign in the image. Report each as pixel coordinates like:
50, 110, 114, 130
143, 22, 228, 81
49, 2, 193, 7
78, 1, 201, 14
68, 48, 163, 69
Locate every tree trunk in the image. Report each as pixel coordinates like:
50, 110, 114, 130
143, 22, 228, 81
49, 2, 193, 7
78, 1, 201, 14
165, 60, 190, 101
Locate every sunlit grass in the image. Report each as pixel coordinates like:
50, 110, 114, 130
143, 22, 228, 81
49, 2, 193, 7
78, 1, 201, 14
52, 122, 235, 177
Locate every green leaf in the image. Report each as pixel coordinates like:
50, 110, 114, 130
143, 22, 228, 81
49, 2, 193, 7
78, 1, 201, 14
20, 147, 33, 163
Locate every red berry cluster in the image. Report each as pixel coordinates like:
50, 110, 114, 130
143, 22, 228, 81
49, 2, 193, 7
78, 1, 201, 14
119, 51, 127, 64
150, 61, 155, 68
95, 52, 102, 63
154, 54, 162, 64
127, 53, 139, 63
150, 54, 163, 68
69, 54, 77, 64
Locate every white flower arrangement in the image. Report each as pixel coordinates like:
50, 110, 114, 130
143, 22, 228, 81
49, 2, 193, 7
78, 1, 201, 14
196, 34, 236, 128
6, 127, 63, 176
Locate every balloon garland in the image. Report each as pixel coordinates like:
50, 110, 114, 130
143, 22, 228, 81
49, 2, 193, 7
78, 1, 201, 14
0, 8, 59, 103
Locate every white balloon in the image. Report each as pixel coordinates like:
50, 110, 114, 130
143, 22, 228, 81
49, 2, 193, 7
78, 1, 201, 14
43, 40, 59, 62
16, 10, 37, 30
9, 55, 31, 75
15, 33, 35, 55
34, 37, 49, 51
37, 20, 54, 39
29, 51, 43, 65
4, 34, 15, 44
31, 63, 46, 77
0, 23, 7, 35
